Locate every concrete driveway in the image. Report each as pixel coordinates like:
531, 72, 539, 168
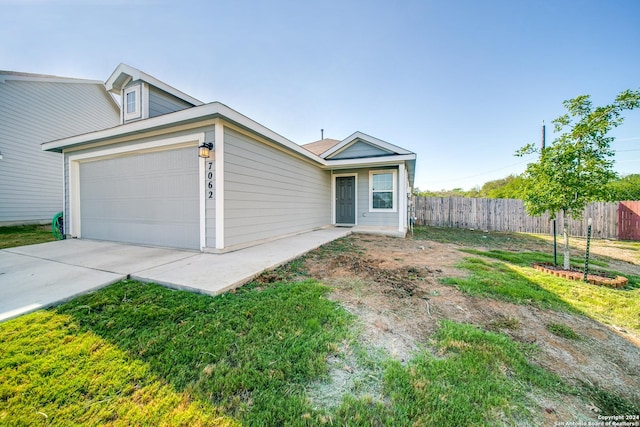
0, 227, 351, 322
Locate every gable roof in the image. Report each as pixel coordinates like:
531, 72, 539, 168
322, 131, 412, 159
105, 63, 203, 106
301, 138, 341, 155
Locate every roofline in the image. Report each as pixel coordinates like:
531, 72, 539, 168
322, 131, 413, 158
41, 103, 416, 184
104, 63, 203, 106
41, 101, 324, 163
0, 70, 104, 85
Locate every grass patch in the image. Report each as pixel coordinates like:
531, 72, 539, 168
333, 320, 565, 426
546, 323, 580, 340
413, 226, 548, 249
0, 310, 237, 426
488, 316, 522, 331
443, 257, 640, 335
526, 269, 640, 335
0, 224, 56, 249
578, 380, 640, 415
1, 279, 352, 426
253, 258, 309, 283
313, 236, 365, 257
461, 248, 608, 269
460, 246, 639, 291
442, 257, 575, 311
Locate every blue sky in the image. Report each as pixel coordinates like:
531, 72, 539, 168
2, 0, 639, 190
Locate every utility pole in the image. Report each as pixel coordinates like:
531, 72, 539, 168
541, 120, 546, 149
321, 129, 324, 140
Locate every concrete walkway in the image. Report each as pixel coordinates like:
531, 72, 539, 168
0, 227, 351, 322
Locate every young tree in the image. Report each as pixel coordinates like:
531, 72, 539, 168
517, 89, 640, 269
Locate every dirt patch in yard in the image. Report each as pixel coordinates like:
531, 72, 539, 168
302, 232, 640, 423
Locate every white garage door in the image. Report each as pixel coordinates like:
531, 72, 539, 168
79, 147, 200, 249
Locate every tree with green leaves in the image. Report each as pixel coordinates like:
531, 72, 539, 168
478, 174, 524, 199
607, 174, 640, 201
516, 89, 640, 269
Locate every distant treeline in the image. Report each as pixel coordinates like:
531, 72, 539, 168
415, 173, 640, 201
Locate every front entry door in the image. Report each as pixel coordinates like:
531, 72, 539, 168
336, 176, 356, 224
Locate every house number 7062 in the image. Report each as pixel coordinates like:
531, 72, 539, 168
207, 162, 214, 199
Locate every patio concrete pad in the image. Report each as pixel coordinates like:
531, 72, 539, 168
134, 227, 352, 294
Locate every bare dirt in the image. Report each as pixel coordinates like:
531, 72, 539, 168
301, 232, 640, 425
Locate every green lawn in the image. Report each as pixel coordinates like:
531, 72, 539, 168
0, 224, 57, 249
1, 279, 573, 426
1, 279, 352, 426
1, 226, 638, 425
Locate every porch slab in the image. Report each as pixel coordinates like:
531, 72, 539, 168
351, 226, 407, 238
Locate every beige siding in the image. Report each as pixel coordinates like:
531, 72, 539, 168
0, 77, 119, 224
223, 128, 330, 247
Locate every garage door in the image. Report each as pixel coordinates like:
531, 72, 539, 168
79, 147, 200, 249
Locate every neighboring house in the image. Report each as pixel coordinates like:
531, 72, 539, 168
0, 71, 120, 225
43, 64, 416, 252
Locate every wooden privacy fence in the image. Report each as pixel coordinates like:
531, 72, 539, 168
413, 197, 633, 240
619, 201, 640, 240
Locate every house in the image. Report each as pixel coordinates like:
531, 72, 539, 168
0, 70, 120, 225
42, 64, 416, 252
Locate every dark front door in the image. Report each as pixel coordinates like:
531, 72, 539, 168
336, 176, 356, 224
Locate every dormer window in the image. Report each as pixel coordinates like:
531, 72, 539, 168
126, 91, 136, 113
123, 85, 141, 121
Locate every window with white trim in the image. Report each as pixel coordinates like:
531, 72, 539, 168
123, 85, 141, 121
369, 170, 397, 212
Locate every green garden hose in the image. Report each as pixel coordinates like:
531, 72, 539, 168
52, 212, 64, 240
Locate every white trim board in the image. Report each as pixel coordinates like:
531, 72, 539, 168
369, 169, 398, 213
214, 120, 225, 250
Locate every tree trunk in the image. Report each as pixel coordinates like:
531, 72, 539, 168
563, 210, 570, 270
